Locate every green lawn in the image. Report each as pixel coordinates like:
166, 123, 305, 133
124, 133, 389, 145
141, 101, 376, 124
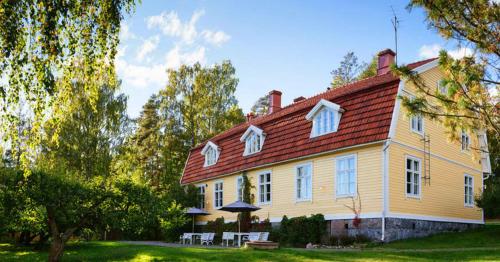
1, 225, 499, 261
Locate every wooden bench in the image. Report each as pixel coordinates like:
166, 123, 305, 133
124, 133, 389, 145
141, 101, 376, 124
244, 241, 279, 249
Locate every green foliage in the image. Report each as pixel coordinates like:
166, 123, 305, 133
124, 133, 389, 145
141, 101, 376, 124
250, 95, 270, 116
278, 214, 326, 247
330, 52, 376, 88
398, 1, 499, 137
0, 0, 138, 171
476, 175, 500, 218
159, 201, 190, 242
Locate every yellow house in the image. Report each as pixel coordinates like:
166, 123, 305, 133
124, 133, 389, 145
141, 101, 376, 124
180, 49, 491, 241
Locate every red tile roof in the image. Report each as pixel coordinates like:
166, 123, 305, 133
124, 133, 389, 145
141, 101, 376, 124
181, 58, 437, 184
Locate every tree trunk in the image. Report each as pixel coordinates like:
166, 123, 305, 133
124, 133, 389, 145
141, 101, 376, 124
48, 236, 65, 262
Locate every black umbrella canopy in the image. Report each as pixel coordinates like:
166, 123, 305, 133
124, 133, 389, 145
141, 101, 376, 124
185, 207, 210, 215
219, 201, 260, 213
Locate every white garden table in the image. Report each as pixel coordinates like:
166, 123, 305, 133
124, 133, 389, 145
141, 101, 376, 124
183, 233, 202, 245
233, 232, 250, 247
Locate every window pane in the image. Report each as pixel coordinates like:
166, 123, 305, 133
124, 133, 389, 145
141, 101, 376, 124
407, 182, 411, 194
330, 110, 335, 131
406, 159, 412, 169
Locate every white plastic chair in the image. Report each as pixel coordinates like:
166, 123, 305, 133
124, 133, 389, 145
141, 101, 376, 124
222, 232, 235, 246
201, 233, 215, 245
180, 233, 193, 244
243, 232, 261, 243
259, 232, 269, 241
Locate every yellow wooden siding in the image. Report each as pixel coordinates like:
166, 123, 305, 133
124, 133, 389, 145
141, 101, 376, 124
394, 66, 482, 169
388, 144, 483, 221
197, 144, 383, 223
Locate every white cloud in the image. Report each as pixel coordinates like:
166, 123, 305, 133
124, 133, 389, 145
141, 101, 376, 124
201, 30, 231, 47
419, 44, 474, 59
146, 10, 205, 44
136, 35, 160, 62
119, 22, 136, 41
418, 44, 442, 59
165, 45, 206, 69
116, 44, 206, 89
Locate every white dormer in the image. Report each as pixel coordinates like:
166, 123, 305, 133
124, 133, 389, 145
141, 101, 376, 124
240, 125, 265, 156
201, 141, 220, 167
306, 99, 344, 137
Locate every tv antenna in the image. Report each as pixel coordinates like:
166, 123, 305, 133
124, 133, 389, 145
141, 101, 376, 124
391, 6, 400, 65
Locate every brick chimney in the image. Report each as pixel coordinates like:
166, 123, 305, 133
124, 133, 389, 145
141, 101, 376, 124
246, 112, 255, 122
377, 49, 396, 75
268, 90, 282, 114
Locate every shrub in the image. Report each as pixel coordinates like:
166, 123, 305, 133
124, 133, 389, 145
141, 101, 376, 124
279, 214, 326, 247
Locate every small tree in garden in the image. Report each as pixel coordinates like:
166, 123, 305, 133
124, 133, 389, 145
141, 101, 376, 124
240, 172, 255, 231
344, 188, 362, 228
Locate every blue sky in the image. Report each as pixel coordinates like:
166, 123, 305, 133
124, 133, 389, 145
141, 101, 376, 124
117, 0, 469, 118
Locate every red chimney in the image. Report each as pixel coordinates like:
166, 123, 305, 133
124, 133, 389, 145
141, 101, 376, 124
246, 112, 255, 122
377, 49, 396, 75
293, 96, 305, 103
268, 90, 282, 114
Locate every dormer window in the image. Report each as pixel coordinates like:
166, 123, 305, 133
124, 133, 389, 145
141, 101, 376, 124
306, 99, 343, 137
240, 125, 265, 156
201, 141, 220, 167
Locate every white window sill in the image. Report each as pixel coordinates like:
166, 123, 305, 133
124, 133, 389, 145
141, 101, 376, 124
411, 130, 424, 137
405, 194, 421, 199
464, 204, 474, 208
295, 198, 312, 203
310, 130, 337, 139
335, 194, 356, 199
257, 202, 271, 206
243, 150, 262, 157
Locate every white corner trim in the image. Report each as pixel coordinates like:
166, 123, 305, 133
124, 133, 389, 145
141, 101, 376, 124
240, 125, 264, 142
305, 99, 343, 120
387, 212, 484, 224
388, 81, 404, 139
411, 59, 439, 74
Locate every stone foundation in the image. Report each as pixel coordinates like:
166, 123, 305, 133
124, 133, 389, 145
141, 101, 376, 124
326, 217, 481, 242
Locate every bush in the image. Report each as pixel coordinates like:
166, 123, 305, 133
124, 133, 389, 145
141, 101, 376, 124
329, 234, 371, 247
279, 214, 326, 247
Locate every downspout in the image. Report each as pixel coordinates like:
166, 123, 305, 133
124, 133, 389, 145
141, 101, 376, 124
381, 141, 390, 242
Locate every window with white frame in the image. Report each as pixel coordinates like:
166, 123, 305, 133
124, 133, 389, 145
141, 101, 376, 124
245, 131, 262, 155
461, 130, 470, 151
258, 172, 271, 204
296, 163, 312, 201
464, 175, 474, 206
438, 79, 447, 95
306, 99, 343, 138
336, 155, 357, 197
313, 108, 337, 137
406, 156, 420, 197
410, 115, 423, 134
240, 125, 265, 156
236, 176, 244, 201
201, 141, 220, 167
197, 185, 206, 209
214, 181, 223, 208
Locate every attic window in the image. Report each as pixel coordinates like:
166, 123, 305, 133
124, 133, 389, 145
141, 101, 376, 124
201, 141, 220, 167
240, 125, 265, 156
306, 99, 343, 137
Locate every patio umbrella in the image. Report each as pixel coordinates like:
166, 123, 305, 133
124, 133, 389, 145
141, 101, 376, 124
185, 207, 210, 233
219, 201, 260, 234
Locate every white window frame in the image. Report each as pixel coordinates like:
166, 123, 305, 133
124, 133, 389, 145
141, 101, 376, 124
295, 162, 313, 202
410, 115, 424, 135
240, 125, 265, 156
461, 130, 471, 152
196, 184, 206, 209
236, 175, 244, 201
464, 174, 474, 207
306, 99, 343, 138
335, 154, 357, 198
201, 141, 220, 167
257, 171, 272, 205
405, 155, 421, 198
438, 79, 448, 95
213, 180, 224, 209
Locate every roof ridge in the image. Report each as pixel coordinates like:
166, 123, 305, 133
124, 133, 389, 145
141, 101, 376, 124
192, 57, 437, 150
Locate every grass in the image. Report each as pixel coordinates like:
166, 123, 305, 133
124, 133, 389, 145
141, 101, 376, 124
1, 224, 499, 261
